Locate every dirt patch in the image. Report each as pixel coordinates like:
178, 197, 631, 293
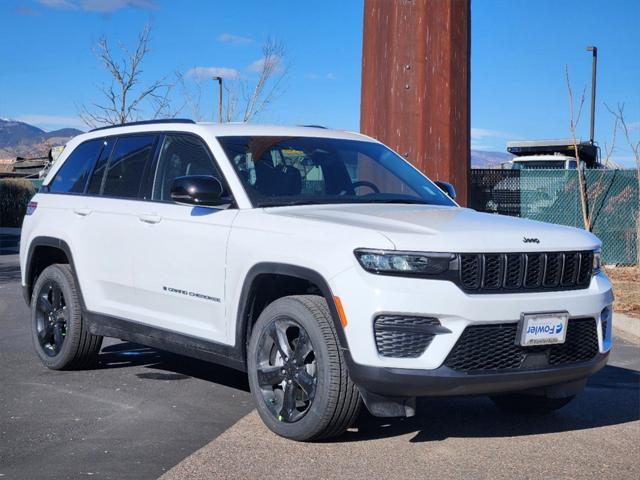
605, 266, 639, 318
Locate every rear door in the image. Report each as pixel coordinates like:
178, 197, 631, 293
42, 138, 105, 296
78, 134, 158, 318
131, 133, 237, 343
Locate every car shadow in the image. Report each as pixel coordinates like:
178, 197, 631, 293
0, 262, 21, 283
98, 342, 639, 443
98, 341, 250, 392
336, 364, 640, 443
0, 234, 20, 256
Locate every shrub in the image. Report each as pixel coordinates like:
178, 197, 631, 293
0, 178, 37, 228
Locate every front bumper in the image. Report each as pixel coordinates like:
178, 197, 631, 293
330, 267, 614, 370
346, 350, 609, 398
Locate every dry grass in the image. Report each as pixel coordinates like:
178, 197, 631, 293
605, 266, 639, 318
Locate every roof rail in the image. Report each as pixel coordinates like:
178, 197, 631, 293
299, 124, 327, 129
89, 119, 196, 133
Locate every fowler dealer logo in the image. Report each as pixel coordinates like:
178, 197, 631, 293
527, 323, 564, 335
163, 286, 220, 303
522, 237, 540, 244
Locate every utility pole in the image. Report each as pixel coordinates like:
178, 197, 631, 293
213, 76, 223, 122
361, 0, 470, 205
586, 46, 598, 144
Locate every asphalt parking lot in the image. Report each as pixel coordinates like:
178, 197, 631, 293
0, 254, 253, 479
1, 253, 639, 479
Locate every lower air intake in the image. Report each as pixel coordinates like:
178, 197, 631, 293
444, 318, 598, 372
374, 315, 440, 358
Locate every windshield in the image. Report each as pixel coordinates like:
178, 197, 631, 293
512, 160, 568, 170
217, 136, 455, 208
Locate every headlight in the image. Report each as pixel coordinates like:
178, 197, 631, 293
592, 249, 602, 275
354, 249, 454, 276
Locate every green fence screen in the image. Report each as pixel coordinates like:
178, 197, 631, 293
469, 169, 638, 265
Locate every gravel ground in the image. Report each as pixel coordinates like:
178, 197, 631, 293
162, 336, 640, 480
605, 266, 639, 318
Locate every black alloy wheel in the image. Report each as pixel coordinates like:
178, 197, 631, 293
30, 264, 103, 370
255, 318, 317, 423
247, 295, 361, 441
35, 281, 68, 356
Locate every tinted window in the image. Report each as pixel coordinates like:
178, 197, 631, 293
49, 140, 103, 194
86, 138, 115, 195
219, 136, 455, 207
102, 135, 156, 198
152, 134, 225, 202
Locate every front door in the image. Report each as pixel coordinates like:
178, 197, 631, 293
132, 133, 237, 343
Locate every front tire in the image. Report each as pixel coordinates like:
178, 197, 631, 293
247, 295, 361, 441
490, 393, 575, 414
31, 264, 103, 370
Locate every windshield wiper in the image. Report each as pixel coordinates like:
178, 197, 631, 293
259, 199, 327, 207
369, 198, 430, 205
259, 198, 432, 207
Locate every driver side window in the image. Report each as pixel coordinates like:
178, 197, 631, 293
152, 134, 224, 202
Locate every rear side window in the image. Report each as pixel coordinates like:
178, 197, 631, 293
102, 135, 156, 198
49, 140, 103, 194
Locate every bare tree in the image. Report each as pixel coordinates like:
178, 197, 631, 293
565, 66, 621, 232
241, 38, 288, 122
565, 66, 591, 230
176, 70, 205, 121
178, 37, 288, 123
606, 103, 640, 263
79, 24, 177, 128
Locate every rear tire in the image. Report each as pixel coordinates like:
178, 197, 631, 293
490, 393, 575, 414
247, 295, 361, 441
31, 264, 103, 370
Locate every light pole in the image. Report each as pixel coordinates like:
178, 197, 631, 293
586, 46, 597, 144
212, 76, 223, 123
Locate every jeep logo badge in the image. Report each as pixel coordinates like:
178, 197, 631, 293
523, 237, 540, 244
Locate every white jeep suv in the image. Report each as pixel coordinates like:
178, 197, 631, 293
20, 120, 613, 441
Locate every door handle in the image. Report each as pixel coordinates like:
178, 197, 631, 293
73, 208, 92, 217
138, 213, 162, 224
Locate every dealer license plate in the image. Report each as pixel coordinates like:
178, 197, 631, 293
519, 312, 569, 346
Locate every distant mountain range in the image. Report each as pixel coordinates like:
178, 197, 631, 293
1, 118, 513, 168
470, 149, 513, 168
0, 119, 83, 159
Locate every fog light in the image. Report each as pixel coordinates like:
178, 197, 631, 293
592, 249, 602, 275
600, 306, 612, 337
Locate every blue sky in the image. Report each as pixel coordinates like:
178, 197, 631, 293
0, 0, 638, 165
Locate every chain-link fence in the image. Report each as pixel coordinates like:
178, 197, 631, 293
469, 169, 639, 265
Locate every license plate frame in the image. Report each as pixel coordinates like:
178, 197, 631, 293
517, 311, 569, 347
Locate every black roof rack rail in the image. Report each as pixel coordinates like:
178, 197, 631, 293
89, 119, 196, 133
299, 124, 327, 129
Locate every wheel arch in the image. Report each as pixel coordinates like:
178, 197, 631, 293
24, 236, 81, 306
235, 263, 349, 366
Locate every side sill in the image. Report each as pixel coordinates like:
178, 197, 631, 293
84, 311, 246, 372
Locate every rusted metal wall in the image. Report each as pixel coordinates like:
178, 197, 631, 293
360, 0, 470, 205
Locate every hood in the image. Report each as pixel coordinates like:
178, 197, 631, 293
266, 204, 600, 252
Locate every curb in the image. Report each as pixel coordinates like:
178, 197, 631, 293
613, 313, 640, 341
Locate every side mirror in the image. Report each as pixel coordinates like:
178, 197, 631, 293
170, 175, 226, 207
434, 181, 456, 200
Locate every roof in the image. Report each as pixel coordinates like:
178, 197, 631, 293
73, 122, 371, 145
511, 155, 575, 162
506, 138, 583, 148
43, 122, 378, 187
506, 138, 599, 166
